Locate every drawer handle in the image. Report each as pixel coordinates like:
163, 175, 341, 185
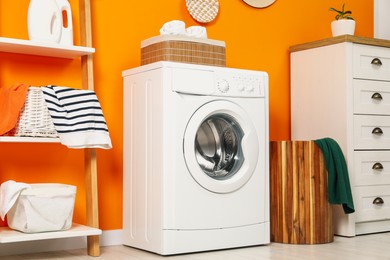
372, 127, 383, 135
372, 162, 384, 170
373, 197, 384, 205
371, 92, 383, 100
371, 58, 383, 66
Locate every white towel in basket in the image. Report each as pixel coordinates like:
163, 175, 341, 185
160, 20, 186, 35
41, 86, 112, 149
0, 180, 31, 221
186, 26, 207, 38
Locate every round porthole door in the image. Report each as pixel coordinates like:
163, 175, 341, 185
183, 100, 259, 193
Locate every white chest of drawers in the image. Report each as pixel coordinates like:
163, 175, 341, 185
291, 35, 390, 237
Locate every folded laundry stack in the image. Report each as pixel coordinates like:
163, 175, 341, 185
0, 84, 30, 136
159, 20, 187, 36
186, 25, 208, 38
159, 20, 207, 39
1, 85, 112, 149
42, 85, 112, 149
141, 20, 226, 66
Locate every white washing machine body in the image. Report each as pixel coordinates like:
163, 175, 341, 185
122, 61, 270, 255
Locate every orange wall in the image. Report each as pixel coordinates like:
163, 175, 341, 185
0, 0, 373, 230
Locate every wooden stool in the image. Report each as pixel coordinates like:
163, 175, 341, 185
270, 141, 334, 244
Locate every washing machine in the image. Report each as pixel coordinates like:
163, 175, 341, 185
122, 61, 269, 255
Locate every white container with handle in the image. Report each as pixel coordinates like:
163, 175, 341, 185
56, 0, 74, 46
27, 0, 62, 44
27, 0, 73, 46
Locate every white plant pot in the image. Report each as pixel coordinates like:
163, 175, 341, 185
331, 19, 356, 37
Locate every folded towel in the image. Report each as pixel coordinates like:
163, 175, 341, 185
314, 138, 355, 214
0, 84, 30, 135
0, 180, 31, 221
186, 26, 207, 38
160, 20, 186, 35
41, 86, 112, 149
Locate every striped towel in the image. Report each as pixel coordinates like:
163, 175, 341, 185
41, 86, 112, 149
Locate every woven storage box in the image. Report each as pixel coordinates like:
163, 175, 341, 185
10, 87, 58, 138
7, 183, 76, 233
141, 35, 226, 67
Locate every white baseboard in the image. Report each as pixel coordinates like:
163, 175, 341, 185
100, 229, 123, 246
0, 229, 123, 256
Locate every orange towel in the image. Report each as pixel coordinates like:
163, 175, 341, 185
0, 84, 30, 135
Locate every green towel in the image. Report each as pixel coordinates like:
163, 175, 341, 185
314, 138, 355, 214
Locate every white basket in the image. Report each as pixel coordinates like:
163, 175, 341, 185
7, 184, 76, 233
11, 87, 58, 138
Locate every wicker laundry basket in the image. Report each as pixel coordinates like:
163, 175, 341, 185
141, 35, 226, 67
9, 87, 58, 138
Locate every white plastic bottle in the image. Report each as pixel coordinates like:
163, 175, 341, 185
27, 0, 62, 43
56, 0, 73, 46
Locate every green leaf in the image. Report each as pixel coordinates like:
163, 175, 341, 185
329, 3, 353, 20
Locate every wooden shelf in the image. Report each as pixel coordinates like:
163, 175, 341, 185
0, 224, 101, 243
0, 37, 95, 59
0, 136, 60, 143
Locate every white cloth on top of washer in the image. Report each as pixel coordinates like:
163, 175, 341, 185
41, 85, 112, 149
159, 20, 208, 39
186, 26, 207, 38
160, 20, 186, 35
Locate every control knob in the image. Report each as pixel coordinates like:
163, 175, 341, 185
246, 84, 255, 92
236, 83, 245, 92
217, 79, 230, 93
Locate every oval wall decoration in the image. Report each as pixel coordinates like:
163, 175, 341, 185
243, 0, 276, 8
186, 0, 220, 23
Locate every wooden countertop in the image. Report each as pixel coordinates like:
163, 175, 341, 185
290, 35, 390, 52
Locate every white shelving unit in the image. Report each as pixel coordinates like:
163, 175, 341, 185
0, 37, 95, 59
0, 136, 60, 143
0, 224, 101, 243
0, 0, 101, 257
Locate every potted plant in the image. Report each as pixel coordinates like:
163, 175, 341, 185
329, 3, 355, 36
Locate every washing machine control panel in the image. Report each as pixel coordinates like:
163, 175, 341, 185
214, 70, 266, 98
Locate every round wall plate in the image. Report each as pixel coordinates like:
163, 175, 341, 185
186, 0, 219, 23
243, 0, 276, 8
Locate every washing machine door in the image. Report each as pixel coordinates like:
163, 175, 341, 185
183, 100, 259, 193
